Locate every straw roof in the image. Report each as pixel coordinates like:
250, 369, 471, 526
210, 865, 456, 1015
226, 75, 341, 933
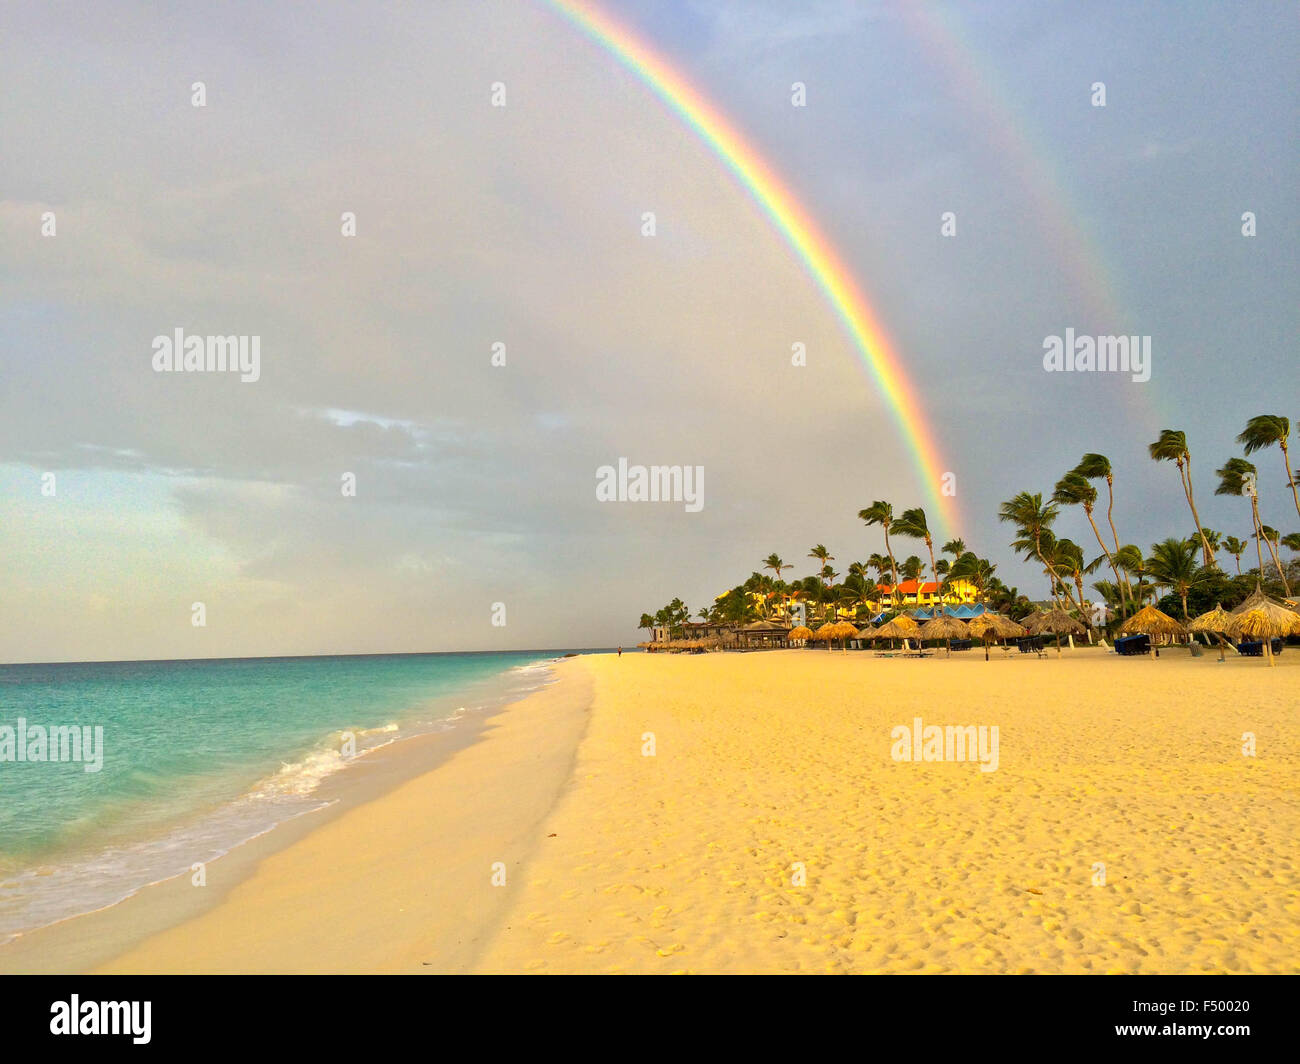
967, 612, 1026, 640
918, 615, 970, 640
810, 623, 834, 641
1119, 604, 1187, 638
1188, 603, 1234, 634
853, 623, 879, 639
874, 616, 919, 639
1224, 596, 1300, 640
826, 621, 860, 639
788, 625, 814, 641
1023, 607, 1086, 635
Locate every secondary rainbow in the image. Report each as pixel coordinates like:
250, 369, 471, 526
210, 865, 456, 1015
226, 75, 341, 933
546, 0, 961, 537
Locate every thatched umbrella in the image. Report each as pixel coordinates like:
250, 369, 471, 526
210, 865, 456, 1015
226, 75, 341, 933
811, 622, 835, 649
967, 612, 1027, 660
1120, 604, 1187, 660
874, 614, 919, 650
918, 615, 970, 656
1023, 607, 1086, 655
824, 620, 858, 652
788, 625, 814, 646
1189, 603, 1235, 661
1225, 589, 1300, 667
854, 623, 879, 645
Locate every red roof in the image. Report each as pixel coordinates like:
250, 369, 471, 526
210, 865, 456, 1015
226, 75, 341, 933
876, 580, 939, 594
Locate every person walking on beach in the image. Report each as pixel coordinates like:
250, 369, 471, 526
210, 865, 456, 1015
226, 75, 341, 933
617, 646, 622, 657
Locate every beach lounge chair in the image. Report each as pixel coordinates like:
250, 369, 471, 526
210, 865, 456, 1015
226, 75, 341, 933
1237, 638, 1283, 657
1115, 634, 1150, 656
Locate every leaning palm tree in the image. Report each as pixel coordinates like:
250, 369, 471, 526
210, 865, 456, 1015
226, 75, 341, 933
900, 555, 924, 582
892, 507, 940, 604
1238, 415, 1299, 522
1146, 536, 1204, 619
1216, 457, 1272, 583
1149, 430, 1215, 568
1222, 535, 1247, 575
998, 491, 1064, 608
1074, 452, 1124, 558
1281, 532, 1300, 556
941, 538, 966, 559
1054, 470, 1126, 616
859, 502, 899, 605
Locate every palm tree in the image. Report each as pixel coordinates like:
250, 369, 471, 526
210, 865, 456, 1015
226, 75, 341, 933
998, 491, 1064, 607
892, 507, 939, 605
1281, 532, 1300, 555
1149, 430, 1215, 568
1146, 536, 1203, 619
1194, 527, 1221, 560
763, 553, 791, 618
1215, 457, 1270, 580
1222, 535, 1247, 575
1114, 545, 1150, 607
941, 538, 966, 558
900, 555, 924, 582
1216, 457, 1292, 595
1047, 537, 1091, 629
859, 502, 899, 605
1053, 470, 1126, 616
1238, 415, 1299, 522
808, 545, 833, 590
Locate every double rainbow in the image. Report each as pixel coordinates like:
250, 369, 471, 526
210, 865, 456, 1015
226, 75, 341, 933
547, 0, 960, 537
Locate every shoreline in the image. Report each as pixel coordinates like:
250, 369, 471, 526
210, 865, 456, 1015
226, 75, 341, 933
0, 657, 593, 974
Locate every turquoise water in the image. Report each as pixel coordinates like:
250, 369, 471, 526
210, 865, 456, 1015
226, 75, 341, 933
0, 651, 570, 939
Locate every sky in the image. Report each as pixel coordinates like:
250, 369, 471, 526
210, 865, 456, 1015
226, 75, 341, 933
1, 0, 1297, 662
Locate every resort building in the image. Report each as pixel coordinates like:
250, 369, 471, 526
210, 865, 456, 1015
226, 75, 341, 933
873, 578, 979, 609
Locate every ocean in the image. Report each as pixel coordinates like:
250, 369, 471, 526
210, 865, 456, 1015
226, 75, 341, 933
0, 650, 576, 942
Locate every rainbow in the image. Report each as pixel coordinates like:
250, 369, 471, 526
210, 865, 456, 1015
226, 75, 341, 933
545, 0, 961, 537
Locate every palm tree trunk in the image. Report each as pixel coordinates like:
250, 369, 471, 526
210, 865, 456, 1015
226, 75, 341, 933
1104, 476, 1135, 605
1262, 534, 1292, 596
1084, 505, 1124, 615
1282, 440, 1300, 522
1249, 496, 1266, 576
883, 527, 899, 609
1181, 457, 1215, 568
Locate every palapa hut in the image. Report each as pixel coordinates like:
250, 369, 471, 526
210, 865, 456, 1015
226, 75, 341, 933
788, 625, 814, 646
1119, 604, 1187, 660
1224, 588, 1300, 667
918, 614, 969, 656
874, 614, 920, 650
735, 619, 792, 650
1022, 607, 1086, 655
967, 612, 1026, 660
1189, 603, 1235, 661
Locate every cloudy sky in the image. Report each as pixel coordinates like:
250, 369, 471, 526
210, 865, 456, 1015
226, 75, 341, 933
1, 0, 1296, 662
